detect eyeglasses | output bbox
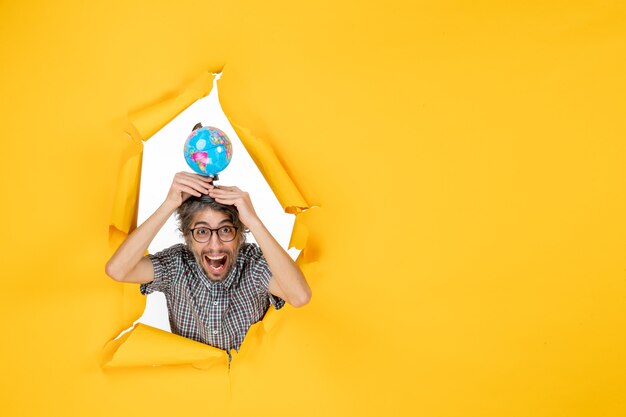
[189,226,238,243]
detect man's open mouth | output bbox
[204,254,227,272]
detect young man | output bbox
[105,172,311,351]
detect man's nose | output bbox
[206,231,223,248]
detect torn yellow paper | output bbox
[231,122,309,213]
[109,137,143,237]
[129,72,216,141]
[102,323,228,370]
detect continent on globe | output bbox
[191,151,210,173]
[183,126,232,176]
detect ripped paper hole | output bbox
[105,70,317,369]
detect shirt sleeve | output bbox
[140,244,186,295]
[244,244,285,310]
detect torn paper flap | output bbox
[102,323,228,370]
[231,122,308,213]
[128,72,215,141]
[109,140,143,238]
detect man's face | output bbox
[188,207,241,282]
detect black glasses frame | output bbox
[189,226,239,243]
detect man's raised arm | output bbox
[208,185,312,307]
[105,172,214,283]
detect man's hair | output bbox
[176,196,246,246]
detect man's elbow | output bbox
[289,289,312,308]
[105,262,127,282]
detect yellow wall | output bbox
[1,1,625,416]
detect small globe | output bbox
[183,126,233,176]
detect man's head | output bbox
[177,196,246,281]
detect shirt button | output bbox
[213,301,218,306]
[212,329,219,335]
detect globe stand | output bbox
[199,194,216,203]
[199,174,219,203]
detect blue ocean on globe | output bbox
[183,126,233,176]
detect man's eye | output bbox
[220,226,233,234]
[196,228,209,235]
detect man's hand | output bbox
[208,185,260,228]
[166,172,215,208]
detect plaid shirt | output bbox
[140,243,284,352]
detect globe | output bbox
[183,126,233,176]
